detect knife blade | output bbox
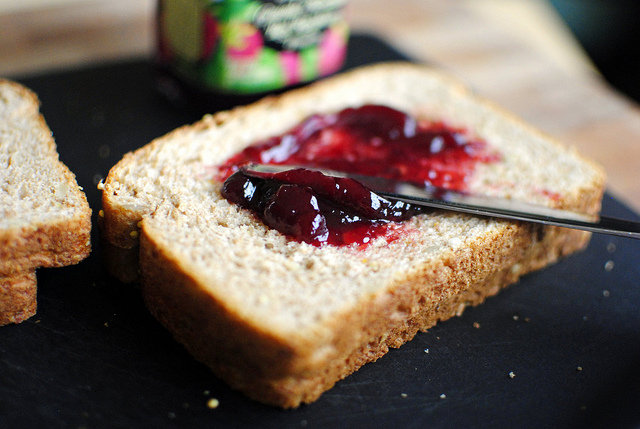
[240,164,640,240]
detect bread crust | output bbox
[0,214,91,275]
[0,271,37,326]
[101,62,605,406]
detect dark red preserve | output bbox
[223,167,428,246]
[219,105,499,246]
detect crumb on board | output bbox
[603,290,610,298]
[207,398,220,409]
[513,315,519,321]
[439,394,446,399]
[401,393,408,398]
[473,322,481,329]
[607,242,616,253]
[509,372,516,379]
[424,349,429,354]
[577,366,583,371]
[604,260,615,271]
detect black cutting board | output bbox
[2,35,640,429]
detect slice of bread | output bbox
[101,62,605,407]
[0,79,92,325]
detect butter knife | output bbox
[240,164,640,240]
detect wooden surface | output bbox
[1,0,639,211]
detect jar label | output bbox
[158,0,349,94]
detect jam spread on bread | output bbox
[219,105,498,246]
[223,167,427,246]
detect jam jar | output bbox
[156,0,350,108]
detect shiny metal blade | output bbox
[240,164,640,240]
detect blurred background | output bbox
[550,0,640,103]
[1,0,638,102]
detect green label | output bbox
[158,0,349,94]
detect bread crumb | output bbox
[424,349,429,354]
[129,230,139,239]
[473,322,480,329]
[401,393,408,398]
[607,242,616,253]
[439,394,446,399]
[576,366,583,371]
[103,322,109,327]
[510,263,522,274]
[513,315,519,321]
[604,260,614,271]
[97,181,105,190]
[509,372,515,379]
[207,398,220,409]
[137,220,143,229]
[603,290,610,298]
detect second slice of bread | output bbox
[1,79,92,325]
[101,63,605,407]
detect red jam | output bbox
[222,167,429,246]
[219,105,499,246]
